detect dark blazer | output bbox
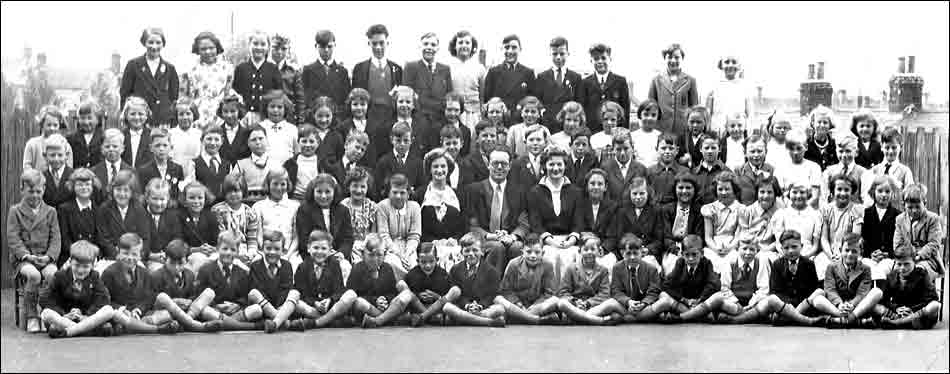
[180,209,219,249]
[57,199,98,266]
[804,136,839,171]
[248,259,294,305]
[136,160,185,201]
[578,72,630,132]
[565,154,598,187]
[534,67,582,134]
[337,118,380,168]
[68,130,103,169]
[373,152,425,198]
[220,126,251,165]
[43,167,73,208]
[352,59,403,93]
[295,202,355,261]
[315,129,345,164]
[347,261,398,303]
[463,179,529,239]
[612,204,667,259]
[405,114,440,158]
[95,199,151,259]
[508,155,542,189]
[861,205,899,258]
[404,60,452,116]
[734,162,775,205]
[405,265,452,295]
[676,133,704,169]
[301,59,351,117]
[233,60,283,114]
[120,55,179,124]
[483,62,534,121]
[145,208,183,258]
[662,256,720,303]
[458,149,490,187]
[448,260,501,307]
[578,198,620,253]
[660,202,705,249]
[599,157,648,201]
[275,62,306,124]
[196,260,252,305]
[294,257,346,305]
[122,127,153,168]
[39,268,110,315]
[647,162,691,205]
[101,262,154,313]
[692,160,732,205]
[880,267,938,311]
[420,203,467,243]
[527,182,584,236]
[610,259,662,306]
[149,266,198,300]
[192,155,232,200]
[855,139,883,169]
[770,256,820,306]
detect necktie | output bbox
[743,263,752,280]
[884,163,892,175]
[52,168,60,186]
[429,62,436,74]
[210,157,219,175]
[490,183,503,232]
[269,264,278,278]
[223,265,232,283]
[110,164,118,184]
[128,268,136,285]
[467,264,476,279]
[789,260,798,275]
[175,273,185,289]
[153,214,161,228]
[574,157,582,172]
[555,68,563,86]
[688,266,695,278]
[396,155,405,169]
[673,208,688,237]
[314,264,324,280]
[629,266,638,294]
[600,77,606,91]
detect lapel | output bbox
[107,202,125,228]
[137,56,165,93]
[16,204,44,231]
[418,60,433,88]
[499,63,521,96]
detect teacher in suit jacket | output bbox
[120,27,179,125]
[404,32,453,124]
[648,43,699,137]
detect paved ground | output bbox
[1,288,948,372]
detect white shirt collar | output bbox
[129,128,142,136]
[322,58,337,67]
[76,198,93,211]
[202,151,220,165]
[374,57,388,68]
[596,71,609,83]
[251,58,265,70]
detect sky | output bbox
[2,1,948,102]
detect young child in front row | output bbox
[248,230,300,333]
[229,125,282,204]
[861,175,899,285]
[9,169,61,333]
[555,236,616,325]
[286,230,359,330]
[148,239,223,332]
[252,168,301,268]
[143,178,182,271]
[714,235,771,324]
[596,234,664,323]
[41,241,117,338]
[348,233,416,328]
[41,134,74,208]
[194,231,266,331]
[441,233,507,327]
[653,235,725,323]
[894,183,945,279]
[805,233,882,328]
[494,235,562,325]
[402,243,452,327]
[816,175,863,279]
[701,172,742,273]
[101,233,181,334]
[872,245,942,330]
[95,170,150,272]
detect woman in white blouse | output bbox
[448,30,487,134]
[706,55,753,136]
[414,148,467,270]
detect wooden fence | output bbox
[1,109,41,288]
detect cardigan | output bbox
[67,129,103,169]
[22,136,74,172]
[556,262,611,307]
[232,60,282,114]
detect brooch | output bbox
[521,82,527,89]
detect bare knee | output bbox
[286,289,301,302]
[244,304,263,320]
[156,292,172,304]
[397,289,414,303]
[19,265,41,285]
[340,290,358,303]
[248,289,264,302]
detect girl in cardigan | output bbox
[23,105,74,171]
[211,175,261,268]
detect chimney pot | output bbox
[817,62,825,80]
[808,64,815,80]
[898,57,906,74]
[907,56,916,74]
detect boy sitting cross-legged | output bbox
[287,230,359,331]
[348,233,416,328]
[441,233,507,327]
[494,234,562,325]
[148,239,223,332]
[248,230,301,333]
[192,231,266,331]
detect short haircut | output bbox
[701,131,721,146]
[501,34,521,46]
[149,128,170,144]
[571,126,592,143]
[880,127,903,145]
[366,24,389,38]
[65,167,102,192]
[110,169,139,193]
[628,177,653,201]
[247,124,267,138]
[261,229,285,246]
[417,242,437,258]
[174,97,201,123]
[637,99,662,122]
[828,173,858,194]
[308,229,333,245]
[549,36,568,49]
[850,109,880,139]
[557,101,586,128]
[902,183,927,204]
[217,93,248,119]
[459,232,481,248]
[262,90,293,118]
[661,43,685,59]
[744,134,767,150]
[345,131,370,147]
[262,167,291,195]
[271,34,291,49]
[837,133,859,151]
[69,240,99,264]
[682,234,704,251]
[218,230,241,248]
[524,123,550,140]
[620,233,643,250]
[343,166,373,192]
[423,147,456,178]
[420,32,439,43]
[103,127,125,146]
[388,173,409,191]
[304,173,338,206]
[391,121,412,138]
[474,119,495,136]
[220,174,248,197]
[44,133,68,153]
[736,232,757,249]
[444,92,465,113]
[144,177,171,198]
[314,30,336,46]
[657,133,678,147]
[191,31,224,55]
[346,88,371,108]
[611,130,632,146]
[893,245,916,261]
[298,123,319,139]
[140,27,166,46]
[164,239,189,261]
[118,232,143,251]
[842,232,863,249]
[600,101,624,122]
[20,169,45,189]
[518,96,542,112]
[523,233,542,249]
[779,229,802,244]
[363,233,384,255]
[202,125,225,141]
[588,43,611,56]
[440,124,463,140]
[448,30,478,57]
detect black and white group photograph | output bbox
[0,1,948,372]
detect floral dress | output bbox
[183,58,234,129]
[341,197,378,263]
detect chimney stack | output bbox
[808,64,815,80]
[816,61,825,80]
[898,57,906,74]
[907,56,916,74]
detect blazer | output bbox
[647,162,691,205]
[275,62,306,124]
[508,155,543,189]
[136,160,185,201]
[301,59,351,116]
[676,133,704,169]
[565,154,598,188]
[463,179,529,239]
[855,139,883,169]
[120,55,179,124]
[663,256,720,303]
[578,198,620,253]
[404,60,453,116]
[612,204,666,258]
[692,160,732,205]
[482,62,534,120]
[448,260,501,307]
[648,72,699,136]
[337,118,380,168]
[373,152,426,197]
[352,59,403,94]
[40,268,110,315]
[861,205,898,257]
[458,149,490,187]
[57,199,97,265]
[295,202,355,261]
[68,130,104,169]
[42,167,74,208]
[405,265,452,295]
[499,256,557,305]
[610,259,662,306]
[95,199,151,259]
[734,162,776,205]
[180,209,219,249]
[599,157,648,201]
[122,127,153,168]
[527,182,585,237]
[402,113,440,158]
[7,202,61,264]
[220,126,251,165]
[192,155,232,199]
[294,257,346,305]
[197,260,252,305]
[145,209,184,258]
[149,266,198,300]
[578,72,630,132]
[556,262,611,306]
[660,202,705,245]
[232,60,283,114]
[770,256,820,305]
[894,210,946,276]
[347,261,399,303]
[101,262,154,313]
[248,258,294,305]
[534,67,582,133]
[282,154,334,196]
[880,267,938,311]
[823,261,873,306]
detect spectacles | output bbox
[490,161,510,168]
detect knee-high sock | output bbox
[371,294,411,326]
[112,312,160,333]
[559,300,605,325]
[67,308,115,336]
[156,295,204,331]
[443,303,495,326]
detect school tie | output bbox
[555,68,563,86]
[574,157,582,173]
[175,272,185,289]
[687,266,695,279]
[210,157,219,175]
[269,263,278,278]
[884,163,892,175]
[789,260,798,276]
[429,62,436,75]
[314,263,324,281]
[110,164,118,184]
[629,266,638,294]
[223,265,232,284]
[128,268,136,285]
[51,168,60,186]
[489,183,503,232]
[600,77,606,92]
[743,263,752,280]
[153,214,161,229]
[467,264,477,279]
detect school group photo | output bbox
[2,1,948,372]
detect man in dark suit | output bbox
[301,30,352,119]
[352,24,403,129]
[533,36,582,134]
[404,32,452,124]
[462,148,529,278]
[483,35,535,122]
[578,43,630,133]
[270,34,306,124]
